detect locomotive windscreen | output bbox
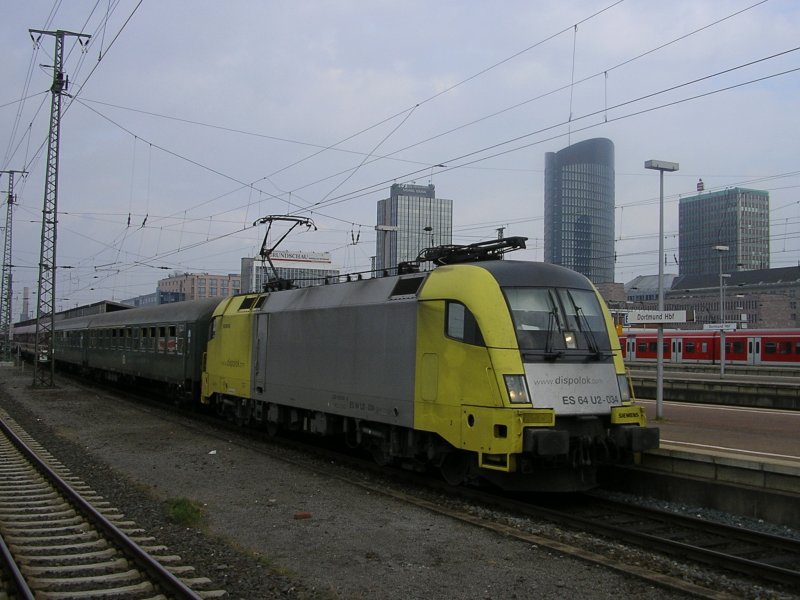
[504,287,612,356]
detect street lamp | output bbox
[714,244,729,376]
[645,159,679,420]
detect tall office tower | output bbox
[375,183,453,275]
[544,138,615,283]
[679,187,770,275]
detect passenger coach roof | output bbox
[79,297,221,328]
[474,260,593,289]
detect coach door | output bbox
[626,337,636,359]
[748,336,761,365]
[671,337,683,362]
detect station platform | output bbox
[603,398,800,528]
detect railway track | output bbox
[19,372,799,598]
[529,493,800,588]
[0,411,225,599]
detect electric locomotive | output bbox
[202,241,658,491]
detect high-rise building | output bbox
[678,187,769,275]
[544,138,615,283]
[375,183,453,275]
[241,251,340,292]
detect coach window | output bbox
[764,342,777,354]
[685,342,695,353]
[445,301,485,346]
[150,327,156,351]
[168,326,177,353]
[637,342,647,353]
[158,326,167,352]
[732,341,745,354]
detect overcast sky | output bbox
[1,1,799,312]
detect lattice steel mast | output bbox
[0,170,26,360]
[29,29,90,387]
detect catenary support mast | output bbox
[29,29,90,387]
[0,170,26,360]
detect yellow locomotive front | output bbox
[414,260,658,491]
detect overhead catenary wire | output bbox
[4,2,798,304]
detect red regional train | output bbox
[620,328,800,366]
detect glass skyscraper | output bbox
[679,187,770,275]
[375,183,453,275]
[544,138,615,284]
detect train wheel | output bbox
[440,452,470,486]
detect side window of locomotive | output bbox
[209,316,219,340]
[445,302,485,346]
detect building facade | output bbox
[621,266,800,329]
[241,251,340,293]
[158,272,241,301]
[544,138,615,283]
[375,183,453,275]
[679,187,770,275]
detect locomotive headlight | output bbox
[563,331,577,349]
[617,374,631,402]
[505,375,531,404]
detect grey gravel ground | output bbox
[0,365,795,600]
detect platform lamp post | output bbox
[714,245,730,376]
[645,160,679,420]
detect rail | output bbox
[0,413,215,599]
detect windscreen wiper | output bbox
[542,309,563,360]
[574,304,610,359]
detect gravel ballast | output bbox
[0,365,791,599]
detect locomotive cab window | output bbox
[504,286,611,356]
[209,316,220,340]
[445,302,485,346]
